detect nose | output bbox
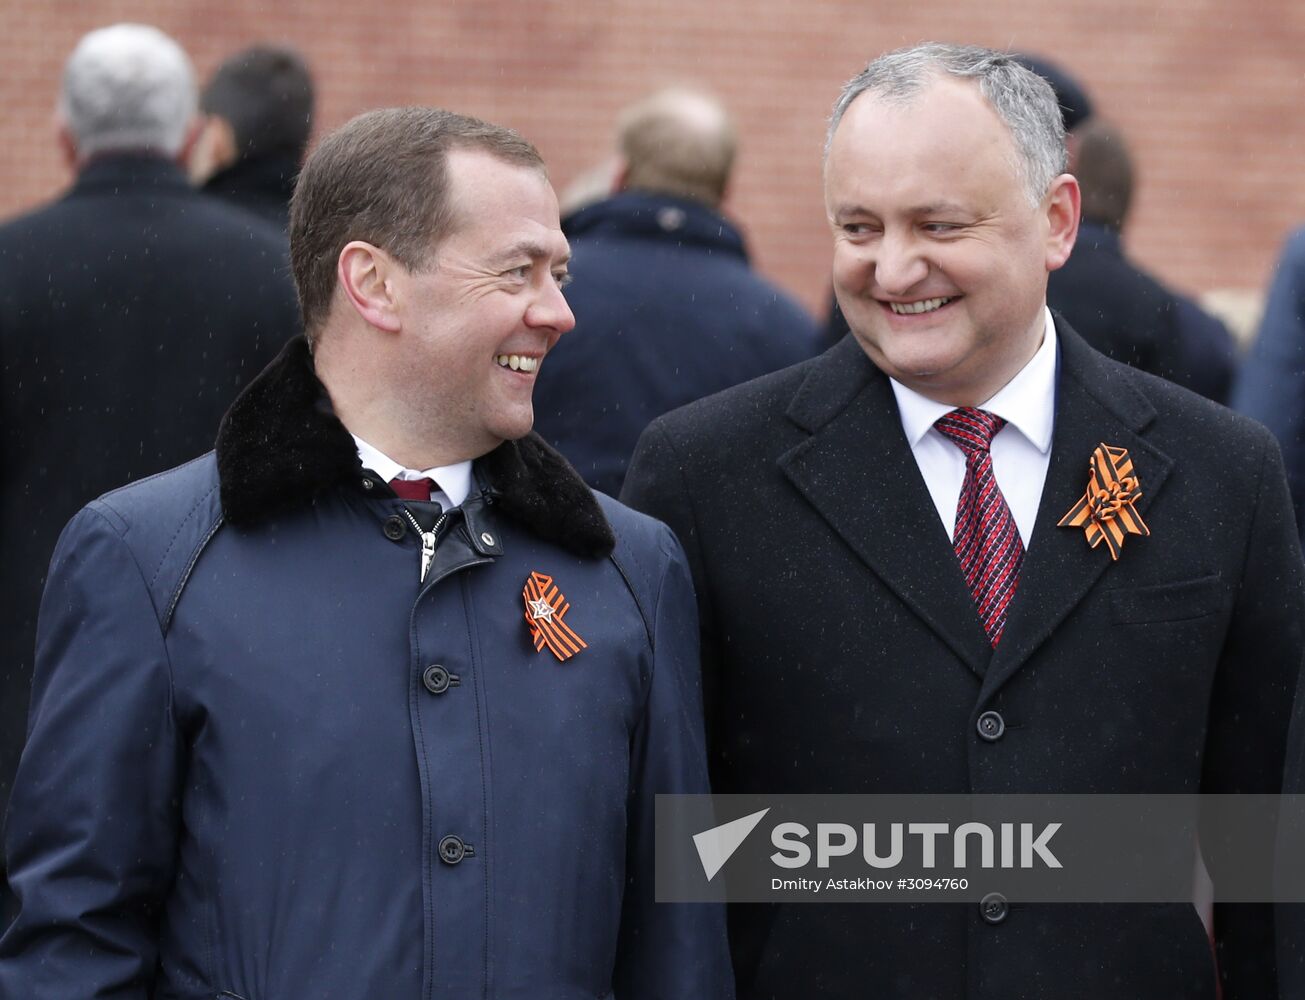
[873,230,929,297]
[526,279,575,335]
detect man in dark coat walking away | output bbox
[190,44,315,233]
[532,87,818,497]
[624,43,1303,999]
[0,105,732,1000]
[1047,118,1237,403]
[0,23,298,925]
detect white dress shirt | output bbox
[889,307,1058,547]
[352,435,472,512]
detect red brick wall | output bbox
[5,2,1305,317]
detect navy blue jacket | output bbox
[533,192,818,497]
[1234,226,1305,541]
[0,338,732,1000]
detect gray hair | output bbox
[826,43,1067,205]
[59,24,197,160]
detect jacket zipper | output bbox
[400,506,448,584]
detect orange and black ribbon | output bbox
[1057,443,1150,560]
[522,571,588,662]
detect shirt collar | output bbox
[890,305,1058,454]
[352,435,473,507]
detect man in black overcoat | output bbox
[624,42,1304,999]
[0,23,298,922]
[191,44,315,234]
[1047,118,1237,403]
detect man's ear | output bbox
[610,158,631,195]
[54,111,78,172]
[173,117,207,173]
[338,241,404,333]
[1043,173,1081,272]
[186,116,236,183]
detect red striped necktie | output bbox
[934,408,1024,646]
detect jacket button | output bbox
[976,710,1005,742]
[980,892,1009,924]
[383,515,406,541]
[423,664,451,695]
[438,835,466,865]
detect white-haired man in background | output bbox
[0,23,299,924]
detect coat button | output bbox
[976,710,1005,742]
[438,835,466,865]
[383,514,406,541]
[980,892,1009,924]
[423,664,451,695]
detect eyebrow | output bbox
[491,240,571,266]
[832,201,972,219]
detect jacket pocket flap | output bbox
[1109,574,1224,624]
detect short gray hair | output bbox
[826,43,1067,205]
[59,24,197,160]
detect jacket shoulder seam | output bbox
[607,547,657,652]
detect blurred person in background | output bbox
[1047,118,1237,403]
[1233,228,1305,540]
[532,87,819,497]
[0,22,298,925]
[189,43,315,233]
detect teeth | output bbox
[889,296,954,315]
[495,354,539,373]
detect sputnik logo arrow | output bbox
[692,808,771,881]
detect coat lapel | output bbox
[779,338,993,677]
[979,323,1174,702]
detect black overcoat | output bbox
[0,154,299,892]
[623,321,1305,999]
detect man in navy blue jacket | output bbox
[0,106,732,1000]
[532,88,819,497]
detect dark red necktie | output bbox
[934,408,1024,646]
[388,477,434,502]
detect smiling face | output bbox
[390,149,575,461]
[824,75,1077,406]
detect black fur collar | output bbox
[216,336,615,559]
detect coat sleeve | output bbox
[621,420,724,745]
[0,506,184,999]
[1279,652,1305,1000]
[1201,432,1305,999]
[611,526,734,1000]
[1232,227,1305,539]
